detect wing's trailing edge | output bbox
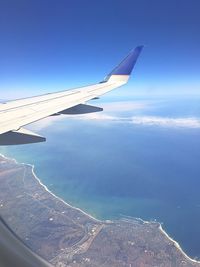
[0,46,144,145]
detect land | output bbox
[0,155,199,267]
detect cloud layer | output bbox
[131,116,200,128]
[29,101,200,131]
[31,113,200,131]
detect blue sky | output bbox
[0,0,200,98]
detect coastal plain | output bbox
[0,155,199,267]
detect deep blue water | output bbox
[1,96,200,259]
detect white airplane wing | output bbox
[0,46,143,145]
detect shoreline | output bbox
[0,152,200,264]
[0,153,100,223]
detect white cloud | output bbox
[78,114,200,128]
[28,101,200,131]
[30,113,200,131]
[131,116,200,128]
[29,115,66,131]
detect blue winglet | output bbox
[107,46,144,77]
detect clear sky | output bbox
[0,0,200,98]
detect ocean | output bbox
[1,96,200,259]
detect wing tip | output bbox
[103,45,144,83]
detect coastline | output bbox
[0,152,200,264]
[0,153,100,223]
[158,225,200,264]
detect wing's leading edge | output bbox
[0,46,144,145]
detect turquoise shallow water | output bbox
[1,96,200,259]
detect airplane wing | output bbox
[0,46,143,145]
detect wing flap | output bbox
[0,128,46,145]
[59,104,103,115]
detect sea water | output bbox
[1,96,200,259]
